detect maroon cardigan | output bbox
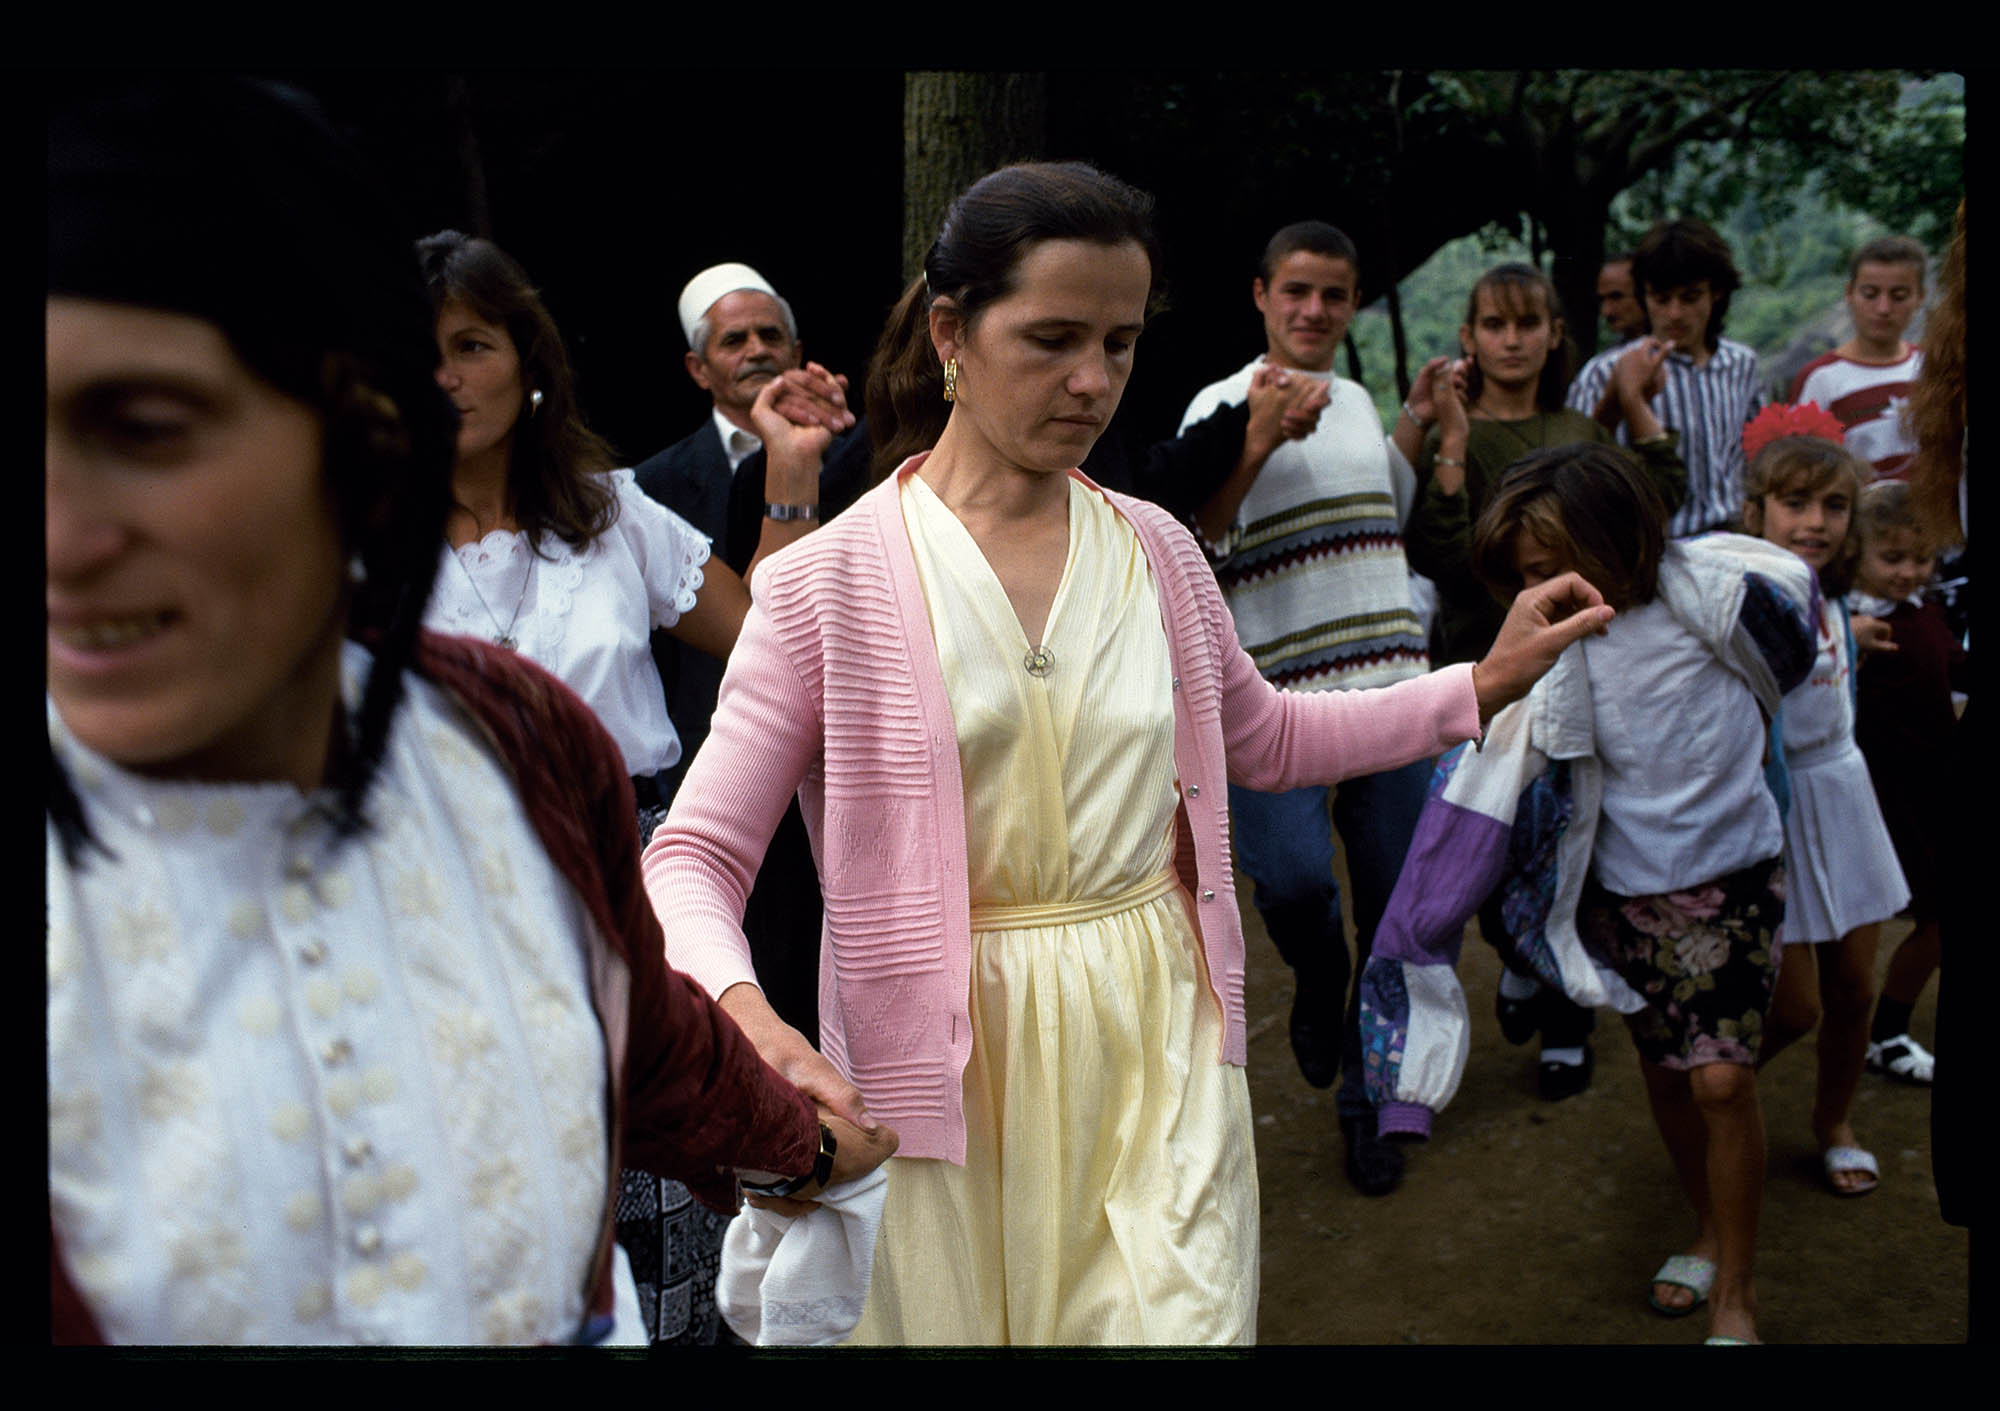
[49,633,819,1344]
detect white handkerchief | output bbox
[717,1166,889,1346]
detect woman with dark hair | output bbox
[645,160,1611,1344]
[418,231,848,829]
[46,78,892,1347]
[414,233,855,1343]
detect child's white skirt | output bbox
[1780,737,1911,942]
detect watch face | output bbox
[813,1121,837,1187]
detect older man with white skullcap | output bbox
[632,261,866,1159]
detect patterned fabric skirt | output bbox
[1577,856,1786,1070]
[614,1171,732,1345]
[618,794,732,1346]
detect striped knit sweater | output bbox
[1179,361,1429,692]
[642,457,1482,1164]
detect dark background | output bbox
[268,70,1368,469]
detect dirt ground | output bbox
[1240,871,1971,1345]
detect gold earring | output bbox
[943,357,958,403]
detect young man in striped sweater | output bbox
[1568,218,1766,538]
[1179,220,1434,1197]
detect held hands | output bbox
[762,361,854,434]
[719,981,899,1214]
[1247,364,1332,456]
[751,363,852,505]
[1614,337,1670,404]
[751,1106,901,1217]
[1469,571,1616,722]
[1279,372,1331,441]
[1434,356,1472,442]
[1406,355,1453,427]
[751,359,852,451]
[1424,357,1472,496]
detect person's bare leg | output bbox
[1815,924,1881,1192]
[1687,1060,1764,1343]
[1637,1050,1716,1314]
[1757,938,1818,1069]
[1879,918,1940,1010]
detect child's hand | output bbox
[1851,614,1899,655]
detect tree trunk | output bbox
[901,72,1047,284]
[1545,199,1611,364]
[1382,72,1411,401]
[446,74,491,239]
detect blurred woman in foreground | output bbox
[46,77,890,1346]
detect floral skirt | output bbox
[1577,856,1785,1070]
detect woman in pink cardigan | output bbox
[643,162,1612,1345]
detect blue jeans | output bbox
[1229,756,1434,1113]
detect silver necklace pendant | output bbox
[1023,644,1055,678]
[495,633,518,651]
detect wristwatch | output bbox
[765,502,819,522]
[740,1121,837,1199]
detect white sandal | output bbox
[1866,1033,1936,1086]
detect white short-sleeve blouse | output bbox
[425,469,709,777]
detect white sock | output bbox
[1499,969,1541,1001]
[1541,1045,1587,1067]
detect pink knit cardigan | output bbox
[642,459,1481,1164]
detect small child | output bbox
[1739,409,1911,1197]
[1849,478,1967,1085]
[1359,444,1817,1344]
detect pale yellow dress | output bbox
[846,475,1258,1346]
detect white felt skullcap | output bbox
[679,263,778,347]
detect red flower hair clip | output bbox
[1742,401,1846,462]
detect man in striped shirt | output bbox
[1568,219,1766,537]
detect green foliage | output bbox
[1339,71,1963,421]
[1613,73,1963,258]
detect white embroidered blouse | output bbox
[425,468,710,777]
[46,644,644,1345]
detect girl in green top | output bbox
[1398,262,1686,667]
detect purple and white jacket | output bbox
[1360,533,1819,1137]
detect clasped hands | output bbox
[1246,362,1333,453]
[721,981,899,1216]
[749,363,855,503]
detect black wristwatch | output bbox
[741,1121,837,1198]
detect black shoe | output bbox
[1495,982,1542,1046]
[1289,973,1344,1089]
[1537,1042,1594,1101]
[1340,1111,1405,1197]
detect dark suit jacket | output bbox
[632,416,869,1039]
